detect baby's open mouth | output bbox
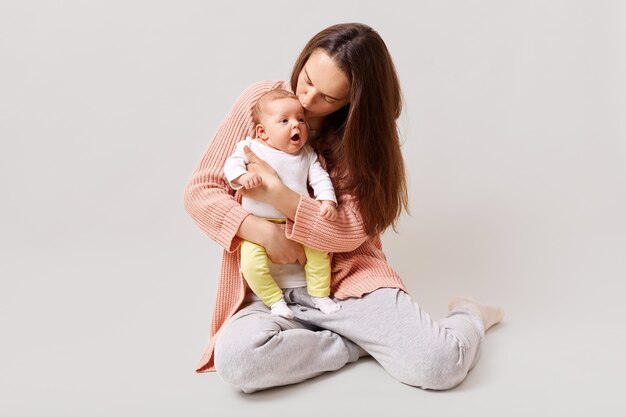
[290,133,300,142]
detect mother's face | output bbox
[295,49,350,121]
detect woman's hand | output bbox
[263,222,307,265]
[241,146,281,203]
[240,145,301,221]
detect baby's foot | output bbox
[448,296,504,331]
[312,296,341,314]
[270,298,294,319]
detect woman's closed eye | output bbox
[305,70,341,103]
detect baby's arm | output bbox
[224,139,263,190]
[307,148,338,221]
[232,172,262,189]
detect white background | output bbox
[1,1,625,416]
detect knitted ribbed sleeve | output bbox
[185,80,406,373]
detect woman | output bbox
[184,23,504,393]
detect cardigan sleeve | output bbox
[285,190,369,253]
[184,80,287,252]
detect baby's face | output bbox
[258,98,309,154]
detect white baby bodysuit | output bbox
[224,136,337,219]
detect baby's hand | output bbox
[235,172,262,189]
[319,200,338,221]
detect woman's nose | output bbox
[300,89,316,108]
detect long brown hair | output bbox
[291,23,408,236]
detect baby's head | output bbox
[253,89,309,154]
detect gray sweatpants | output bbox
[213,287,485,393]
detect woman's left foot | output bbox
[448,296,504,331]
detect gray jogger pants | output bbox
[213,287,485,393]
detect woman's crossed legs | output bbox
[214,287,498,393]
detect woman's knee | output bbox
[388,342,468,390]
[213,326,280,393]
[213,333,249,390]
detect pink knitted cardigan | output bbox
[184,80,406,372]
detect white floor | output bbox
[2,210,624,417]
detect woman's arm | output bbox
[285,192,369,253]
[242,147,370,253]
[184,80,289,252]
[237,215,306,264]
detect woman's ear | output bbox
[255,124,267,139]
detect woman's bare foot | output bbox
[448,296,504,331]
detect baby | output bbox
[224,89,340,319]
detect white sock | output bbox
[312,296,341,314]
[270,298,294,319]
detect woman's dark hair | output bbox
[291,23,408,236]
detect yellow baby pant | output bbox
[240,240,331,307]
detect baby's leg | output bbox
[240,240,293,319]
[303,246,340,314]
